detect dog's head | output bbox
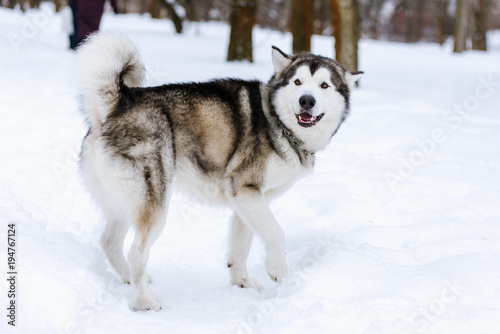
[268,46,362,152]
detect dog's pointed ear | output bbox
[272,46,292,74]
[345,71,363,89]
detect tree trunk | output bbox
[454,0,470,53]
[164,1,183,33]
[412,0,425,42]
[403,0,414,42]
[117,0,128,14]
[363,0,385,39]
[291,0,314,53]
[436,0,450,45]
[179,0,196,21]
[330,0,360,73]
[139,0,149,14]
[150,0,161,19]
[28,0,41,8]
[227,0,256,62]
[471,0,489,50]
[15,0,26,11]
[314,0,330,35]
[53,0,62,12]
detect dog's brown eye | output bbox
[320,82,329,89]
[294,79,301,86]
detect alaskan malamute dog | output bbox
[76,34,362,311]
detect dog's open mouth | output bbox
[296,112,324,128]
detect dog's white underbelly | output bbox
[172,151,312,206]
[173,158,230,206]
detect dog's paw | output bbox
[232,277,263,291]
[266,252,288,283]
[131,292,162,312]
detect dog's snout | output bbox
[299,95,316,110]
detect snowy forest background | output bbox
[2,0,500,62]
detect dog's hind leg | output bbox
[127,194,169,311]
[81,133,133,284]
[100,212,131,284]
[227,214,262,291]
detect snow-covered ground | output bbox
[1,4,500,334]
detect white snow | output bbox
[1,5,500,334]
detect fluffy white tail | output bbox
[75,33,145,130]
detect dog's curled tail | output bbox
[75,33,145,130]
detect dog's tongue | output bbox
[300,112,314,121]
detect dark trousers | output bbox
[69,0,82,49]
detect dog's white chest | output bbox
[262,151,313,199]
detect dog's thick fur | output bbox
[76,33,362,311]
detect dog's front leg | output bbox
[229,188,288,283]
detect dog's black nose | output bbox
[299,95,316,110]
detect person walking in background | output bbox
[69,0,119,49]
